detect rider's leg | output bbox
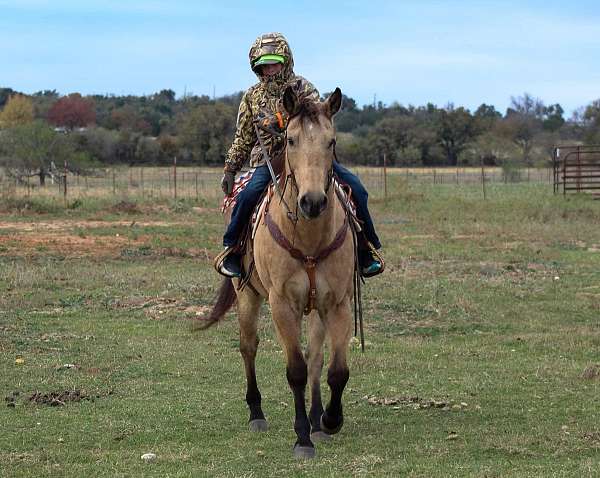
[332,162,383,277]
[220,165,271,277]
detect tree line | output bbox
[1,86,599,185]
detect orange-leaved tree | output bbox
[47,93,96,130]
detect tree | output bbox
[0,121,78,185]
[465,131,519,169]
[542,103,565,132]
[583,99,600,143]
[368,115,414,166]
[436,106,478,166]
[0,95,34,128]
[47,93,96,130]
[178,102,236,165]
[31,89,60,120]
[474,103,501,133]
[109,105,151,134]
[135,137,160,164]
[498,113,540,166]
[0,88,19,108]
[509,93,545,118]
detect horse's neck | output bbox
[271,168,340,255]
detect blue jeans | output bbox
[223,163,381,250]
[333,162,381,249]
[223,165,272,248]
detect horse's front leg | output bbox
[321,296,352,435]
[306,312,330,442]
[237,289,267,431]
[270,291,315,459]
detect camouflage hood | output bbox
[249,32,294,96]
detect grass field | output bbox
[1,175,599,477]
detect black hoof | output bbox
[293,444,316,459]
[320,413,343,435]
[248,419,269,432]
[310,430,332,442]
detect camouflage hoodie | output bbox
[224,32,319,173]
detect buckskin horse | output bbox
[198,87,354,459]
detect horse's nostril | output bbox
[300,193,327,218]
[300,195,310,211]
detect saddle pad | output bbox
[251,191,270,240]
[221,168,256,213]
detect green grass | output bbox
[1,182,599,477]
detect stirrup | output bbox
[214,247,241,278]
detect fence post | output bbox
[63,160,68,205]
[481,159,486,200]
[140,167,144,197]
[112,169,116,196]
[383,153,388,203]
[195,172,199,200]
[173,156,177,199]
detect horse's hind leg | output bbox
[321,297,352,435]
[237,289,267,432]
[306,313,330,442]
[270,292,315,458]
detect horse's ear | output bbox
[326,87,342,117]
[283,86,299,116]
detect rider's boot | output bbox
[218,248,242,278]
[358,248,383,278]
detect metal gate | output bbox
[553,145,600,197]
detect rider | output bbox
[219,32,382,278]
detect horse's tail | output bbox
[193,278,237,330]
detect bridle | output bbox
[255,119,336,224]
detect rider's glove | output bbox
[221,170,236,196]
[256,111,286,133]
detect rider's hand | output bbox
[221,171,236,195]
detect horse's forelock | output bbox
[290,97,328,130]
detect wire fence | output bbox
[0,165,554,203]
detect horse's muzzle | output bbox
[299,192,328,219]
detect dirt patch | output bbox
[0,218,204,257]
[582,431,600,444]
[0,231,145,257]
[0,219,188,231]
[362,394,470,411]
[7,389,108,407]
[110,296,211,320]
[111,200,141,214]
[26,389,111,406]
[581,364,600,380]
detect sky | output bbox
[1,0,599,115]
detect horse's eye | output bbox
[288,137,295,146]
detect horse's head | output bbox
[283,85,342,219]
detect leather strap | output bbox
[264,209,348,315]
